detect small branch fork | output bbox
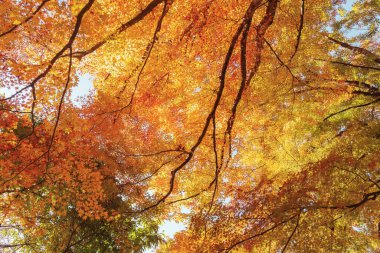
[113,0,170,117]
[281,210,301,253]
[222,213,299,252]
[64,0,166,59]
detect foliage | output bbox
[0,0,379,252]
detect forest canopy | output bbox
[0,0,379,252]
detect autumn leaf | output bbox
[0,0,379,252]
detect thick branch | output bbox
[328,37,380,64]
[219,0,278,173]
[247,0,279,84]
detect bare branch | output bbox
[114,0,170,117]
[281,211,301,253]
[264,38,301,82]
[222,214,298,252]
[304,190,380,211]
[118,148,190,158]
[315,58,380,71]
[46,46,73,165]
[288,0,305,62]
[67,0,165,59]
[323,98,380,121]
[328,37,380,64]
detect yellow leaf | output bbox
[12,20,21,25]
[71,3,84,16]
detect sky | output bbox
[71,73,94,107]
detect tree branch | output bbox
[328,37,380,64]
[0,0,51,38]
[288,0,305,62]
[281,211,301,253]
[222,214,298,252]
[67,0,165,59]
[323,98,380,121]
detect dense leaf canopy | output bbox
[0,0,379,252]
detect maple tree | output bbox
[0,0,379,252]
